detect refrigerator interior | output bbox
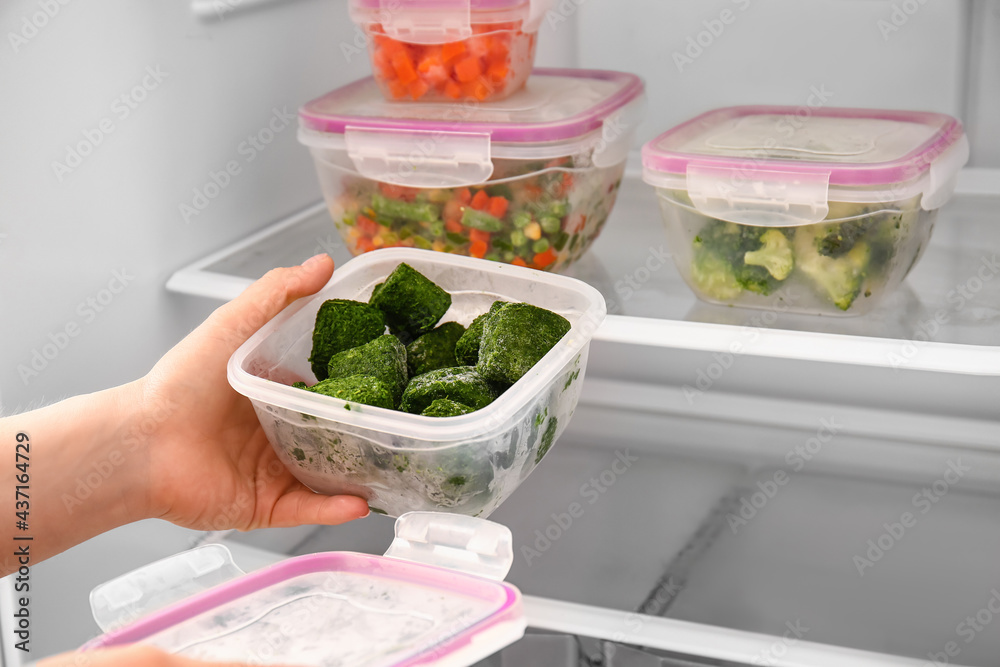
[2,0,1000,663]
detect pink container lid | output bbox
[299,68,645,144]
[642,105,966,187]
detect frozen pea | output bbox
[512,211,532,229]
[532,238,550,254]
[539,216,561,234]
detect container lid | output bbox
[84,513,525,667]
[642,106,969,225]
[298,69,646,187]
[349,0,556,43]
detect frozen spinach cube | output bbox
[326,334,408,405]
[477,303,571,385]
[399,367,498,414]
[304,375,395,410]
[369,263,451,342]
[454,301,505,366]
[406,322,466,377]
[309,299,386,381]
[420,398,475,418]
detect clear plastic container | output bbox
[642,106,969,316]
[298,69,645,273]
[348,0,555,102]
[227,248,607,518]
[85,513,527,667]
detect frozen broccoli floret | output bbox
[309,299,386,380]
[399,367,498,414]
[691,220,790,297]
[406,322,466,377]
[420,398,475,418]
[815,218,876,257]
[304,375,395,410]
[477,302,571,385]
[794,224,871,310]
[744,229,794,280]
[454,301,505,366]
[369,263,451,342]
[326,334,408,405]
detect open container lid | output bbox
[84,513,525,667]
[298,68,646,187]
[641,105,969,226]
[349,0,556,42]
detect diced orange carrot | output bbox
[469,228,491,244]
[453,56,483,83]
[445,219,465,234]
[443,200,464,224]
[409,79,430,99]
[470,189,490,211]
[486,63,508,85]
[443,81,463,99]
[470,240,488,258]
[468,36,491,58]
[488,38,510,63]
[379,183,418,202]
[457,188,472,204]
[357,237,376,253]
[464,80,491,101]
[441,41,467,62]
[391,50,417,84]
[511,256,529,267]
[533,249,557,269]
[387,80,408,99]
[356,214,379,236]
[487,196,508,219]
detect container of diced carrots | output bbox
[298,69,646,272]
[349,0,554,102]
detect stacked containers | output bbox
[642,106,969,316]
[299,69,645,272]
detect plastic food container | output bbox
[349,0,555,102]
[642,106,969,316]
[227,248,606,518]
[298,69,645,273]
[85,513,527,666]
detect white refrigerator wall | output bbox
[1,0,1000,660]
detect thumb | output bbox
[210,254,335,352]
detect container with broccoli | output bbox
[230,250,606,517]
[642,105,968,316]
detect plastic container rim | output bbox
[227,248,607,444]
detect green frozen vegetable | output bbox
[795,224,871,310]
[454,301,505,366]
[304,375,395,410]
[744,228,794,281]
[371,193,440,223]
[406,322,466,377]
[691,220,789,298]
[461,208,504,232]
[399,367,498,415]
[371,282,384,300]
[309,299,386,380]
[477,302,571,385]
[815,218,877,257]
[369,262,452,342]
[420,398,475,418]
[326,334,408,405]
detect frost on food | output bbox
[406,321,466,377]
[399,367,498,415]
[302,375,395,410]
[477,302,571,385]
[326,334,408,405]
[309,299,386,380]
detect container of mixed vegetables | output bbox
[227,248,606,518]
[298,69,645,273]
[642,106,969,316]
[348,0,555,102]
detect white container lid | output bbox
[349,0,556,43]
[298,69,646,187]
[642,106,970,226]
[84,513,525,667]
